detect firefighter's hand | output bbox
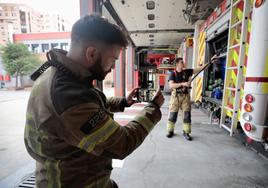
[211,54,219,63]
[126,87,139,106]
[151,88,165,108]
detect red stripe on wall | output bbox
[13,32,70,41]
[246,77,268,82]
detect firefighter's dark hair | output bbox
[71,14,128,47]
[174,57,184,64]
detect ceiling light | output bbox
[148,23,155,28]
[146,1,155,10]
[148,14,155,20]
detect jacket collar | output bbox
[47,49,93,81]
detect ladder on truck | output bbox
[220,0,252,136]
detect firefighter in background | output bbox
[166,56,218,140]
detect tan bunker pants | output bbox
[167,92,191,133]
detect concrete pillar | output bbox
[126,46,135,92]
[114,50,126,97]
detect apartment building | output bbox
[0,3,71,44]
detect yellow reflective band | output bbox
[133,115,154,133]
[183,123,191,133]
[167,121,175,132]
[45,160,61,188]
[78,118,119,153]
[25,116,48,158]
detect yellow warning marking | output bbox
[263,50,268,94]
[264,48,268,77]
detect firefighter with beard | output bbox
[24,15,164,188]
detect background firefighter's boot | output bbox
[182,123,192,141]
[166,131,174,138]
[183,131,192,141]
[166,121,175,138]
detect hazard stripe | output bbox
[237,1,244,21]
[197,84,202,93]
[199,46,204,56]
[199,56,204,65]
[231,59,237,67]
[196,77,203,101]
[197,85,202,93]
[197,83,201,90]
[200,49,204,60]
[197,77,202,85]
[198,32,205,66]
[199,33,205,48]
[197,89,202,99]
[196,31,205,101]
[233,49,239,66]
[200,45,205,58]
[200,32,205,43]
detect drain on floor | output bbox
[15,174,35,188]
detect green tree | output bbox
[1,43,41,88]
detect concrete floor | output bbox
[0,91,34,185]
[0,90,267,188]
[111,96,268,188]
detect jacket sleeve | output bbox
[106,97,126,112]
[58,101,161,159]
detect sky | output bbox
[0,0,80,24]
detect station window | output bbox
[60,43,69,51]
[31,44,39,53]
[41,43,49,53]
[51,43,59,49]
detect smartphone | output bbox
[136,88,156,102]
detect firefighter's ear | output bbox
[85,46,98,62]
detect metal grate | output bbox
[15,174,35,188]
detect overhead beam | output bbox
[129,29,195,34]
[103,0,136,47]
